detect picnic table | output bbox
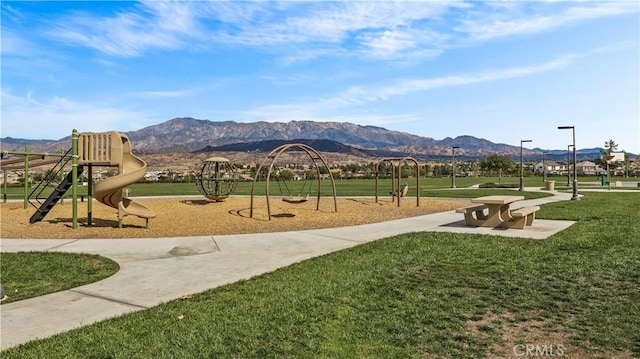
[470,195,524,227]
[457,194,540,229]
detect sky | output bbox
[1,1,639,153]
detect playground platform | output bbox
[0,189,576,350]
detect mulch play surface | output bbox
[1,196,469,239]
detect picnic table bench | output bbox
[456,204,488,226]
[502,205,540,229]
[456,195,540,229]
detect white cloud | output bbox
[357,27,447,61]
[329,53,582,106]
[1,3,26,24]
[47,2,202,56]
[129,88,199,99]
[1,90,152,139]
[211,1,458,60]
[41,1,459,60]
[0,29,38,56]
[460,2,638,41]
[37,1,637,64]
[233,52,584,130]
[359,29,416,58]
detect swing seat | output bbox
[282,194,309,204]
[391,184,409,198]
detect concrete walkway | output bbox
[1,189,575,350]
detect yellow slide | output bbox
[94,132,156,225]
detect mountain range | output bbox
[1,117,608,161]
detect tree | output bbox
[622,152,632,178]
[276,169,294,181]
[431,164,448,177]
[469,160,481,177]
[604,139,619,155]
[596,139,622,173]
[479,154,515,184]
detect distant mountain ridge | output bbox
[196,138,399,157]
[126,117,439,153]
[0,117,619,160]
[123,117,544,158]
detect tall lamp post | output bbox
[566,145,573,186]
[603,155,614,191]
[558,126,579,200]
[542,151,547,182]
[519,139,532,191]
[451,146,460,188]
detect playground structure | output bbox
[1,149,68,206]
[375,157,421,207]
[195,157,238,201]
[0,130,155,229]
[249,143,338,220]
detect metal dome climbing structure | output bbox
[195,157,238,201]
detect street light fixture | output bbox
[558,126,579,200]
[451,146,460,188]
[519,139,532,191]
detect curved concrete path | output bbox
[1,189,575,350]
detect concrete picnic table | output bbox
[470,195,525,227]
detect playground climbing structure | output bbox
[2,129,155,229]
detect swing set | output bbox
[374,157,421,207]
[249,143,338,220]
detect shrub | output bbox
[479,182,518,188]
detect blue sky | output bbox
[2,1,639,153]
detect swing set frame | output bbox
[249,143,338,220]
[374,157,421,207]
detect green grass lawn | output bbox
[0,252,119,304]
[2,191,638,358]
[5,175,636,201]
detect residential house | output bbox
[292,172,307,181]
[576,161,605,175]
[534,161,567,175]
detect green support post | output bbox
[23,145,29,209]
[87,164,93,226]
[72,129,79,229]
[2,170,7,203]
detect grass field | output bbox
[2,191,638,358]
[4,175,636,201]
[1,253,118,304]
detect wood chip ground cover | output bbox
[1,197,468,239]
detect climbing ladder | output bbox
[28,148,82,223]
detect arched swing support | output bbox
[249,143,338,220]
[374,157,421,207]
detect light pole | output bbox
[558,126,579,200]
[542,151,547,182]
[451,146,460,188]
[602,155,615,191]
[566,145,573,186]
[519,139,532,191]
